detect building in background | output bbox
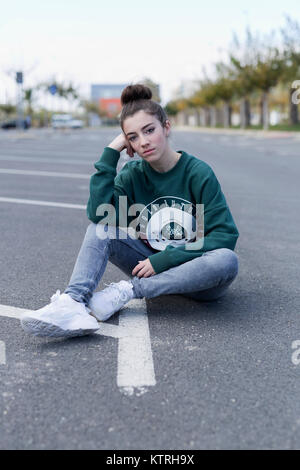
[90,83,127,125]
[89,80,161,126]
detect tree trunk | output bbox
[240,98,251,128]
[223,103,232,128]
[194,108,201,126]
[44,110,48,128]
[210,106,217,127]
[262,91,269,130]
[184,111,189,126]
[199,108,205,126]
[216,108,223,126]
[204,107,210,126]
[289,87,299,125]
[259,99,263,126]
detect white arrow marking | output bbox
[0,299,156,395]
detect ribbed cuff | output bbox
[148,251,171,275]
[96,147,120,169]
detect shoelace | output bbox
[104,282,130,306]
[49,290,91,314]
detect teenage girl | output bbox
[21,84,239,338]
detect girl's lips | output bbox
[143,149,155,155]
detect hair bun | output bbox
[121,84,152,106]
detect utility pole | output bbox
[16,71,24,131]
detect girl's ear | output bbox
[164,120,171,137]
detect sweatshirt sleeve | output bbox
[148,167,239,275]
[86,147,133,225]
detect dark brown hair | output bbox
[120,83,168,131]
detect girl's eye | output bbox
[129,127,154,142]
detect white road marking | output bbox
[0,300,156,395]
[0,148,94,158]
[0,197,85,210]
[0,304,26,319]
[0,169,89,179]
[117,299,156,396]
[0,341,6,365]
[0,155,91,166]
[95,323,122,338]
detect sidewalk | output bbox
[173,125,300,139]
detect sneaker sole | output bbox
[21,317,99,338]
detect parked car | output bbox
[51,114,84,129]
[68,119,84,129]
[1,118,30,130]
[51,114,71,129]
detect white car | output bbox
[51,114,84,129]
[68,119,84,129]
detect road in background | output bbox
[0,127,299,450]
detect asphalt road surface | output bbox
[0,127,299,450]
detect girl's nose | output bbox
[141,136,149,146]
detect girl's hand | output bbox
[107,133,135,158]
[132,259,156,278]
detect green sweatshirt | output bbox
[87,147,239,275]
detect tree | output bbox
[140,77,161,102]
[38,80,79,112]
[197,80,221,126]
[164,100,180,116]
[229,27,285,130]
[23,88,35,117]
[0,103,16,119]
[280,15,300,124]
[228,29,259,128]
[57,82,79,102]
[188,88,207,126]
[213,62,238,127]
[81,100,106,117]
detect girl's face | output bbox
[123,110,170,162]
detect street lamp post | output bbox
[16,71,24,131]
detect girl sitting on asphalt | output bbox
[21,83,239,338]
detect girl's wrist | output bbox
[107,144,121,152]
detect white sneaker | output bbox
[20,290,100,338]
[89,280,135,322]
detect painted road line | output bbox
[0,197,85,210]
[0,300,156,395]
[0,169,90,179]
[0,148,95,158]
[0,156,92,166]
[0,304,27,319]
[0,341,6,365]
[117,299,156,396]
[95,323,122,339]
[94,298,157,395]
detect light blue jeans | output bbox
[65,222,239,306]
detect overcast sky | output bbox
[1,0,300,106]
